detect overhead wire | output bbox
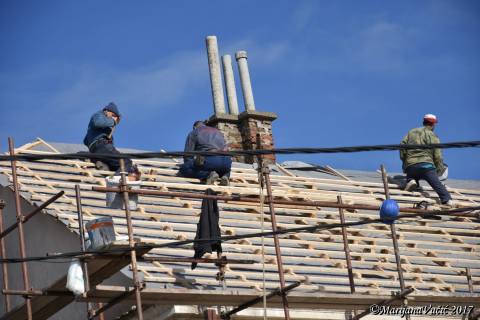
[1,141,479,162]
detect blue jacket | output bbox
[183,125,228,162]
[83,110,116,149]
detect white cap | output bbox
[424,114,438,123]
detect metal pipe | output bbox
[2,289,74,296]
[352,288,414,320]
[75,185,92,314]
[337,196,357,317]
[88,284,144,320]
[0,190,65,240]
[204,309,217,320]
[466,267,474,293]
[221,55,239,115]
[98,302,105,320]
[55,254,254,264]
[119,159,143,320]
[8,137,32,320]
[206,36,226,115]
[91,186,477,216]
[257,134,290,320]
[381,164,409,320]
[221,282,300,319]
[0,200,11,312]
[235,51,256,111]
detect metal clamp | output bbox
[17,215,25,223]
[22,288,35,299]
[215,256,228,269]
[215,271,226,282]
[119,185,130,193]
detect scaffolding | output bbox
[1,136,479,320]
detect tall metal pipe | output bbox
[381,164,409,320]
[119,159,143,320]
[0,200,10,312]
[235,51,256,111]
[256,134,290,320]
[75,185,92,315]
[337,196,357,316]
[221,55,239,115]
[8,137,32,320]
[206,36,226,115]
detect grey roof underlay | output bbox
[1,140,479,298]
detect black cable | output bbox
[0,141,478,162]
[0,206,478,264]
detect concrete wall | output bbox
[0,186,133,319]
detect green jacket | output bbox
[400,126,443,173]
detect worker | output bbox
[400,114,456,207]
[83,102,133,173]
[178,121,232,185]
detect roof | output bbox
[1,138,479,308]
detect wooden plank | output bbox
[77,285,480,308]
[0,241,153,320]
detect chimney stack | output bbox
[204,36,277,164]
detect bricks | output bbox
[208,115,276,164]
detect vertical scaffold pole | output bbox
[8,137,32,320]
[75,185,92,316]
[337,196,358,317]
[119,159,143,320]
[380,164,410,320]
[256,134,291,320]
[0,199,11,312]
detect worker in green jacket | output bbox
[400,114,456,207]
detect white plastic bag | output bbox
[66,258,85,295]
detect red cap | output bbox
[424,114,438,123]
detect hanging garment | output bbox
[191,188,222,270]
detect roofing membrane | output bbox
[1,138,479,298]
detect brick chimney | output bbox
[204,37,277,164]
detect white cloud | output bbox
[289,2,320,34]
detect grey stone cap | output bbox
[238,110,278,121]
[204,113,240,126]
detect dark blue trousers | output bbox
[179,157,232,181]
[406,162,451,204]
[90,140,132,173]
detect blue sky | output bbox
[1,1,479,180]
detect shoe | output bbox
[445,200,457,208]
[405,180,418,192]
[220,175,230,186]
[95,161,110,171]
[205,171,219,185]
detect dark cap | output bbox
[104,102,121,117]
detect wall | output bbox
[0,186,133,319]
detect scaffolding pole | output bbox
[119,159,144,320]
[256,133,291,320]
[75,185,95,318]
[0,199,10,312]
[8,137,32,320]
[380,164,410,320]
[337,196,357,317]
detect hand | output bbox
[112,116,119,125]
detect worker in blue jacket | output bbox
[84,102,132,173]
[178,121,232,185]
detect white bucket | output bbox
[105,177,142,210]
[85,217,116,250]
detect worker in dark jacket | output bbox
[178,121,232,185]
[84,102,132,173]
[400,114,456,207]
